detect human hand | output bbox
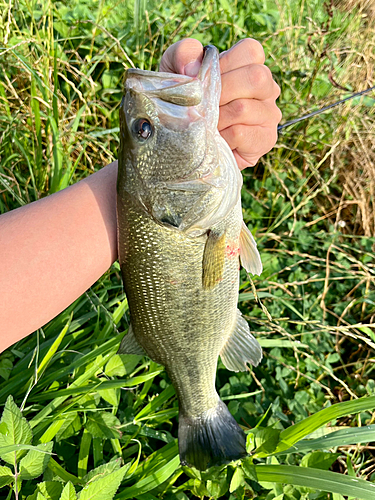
[160,38,281,169]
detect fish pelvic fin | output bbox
[239,222,262,276]
[202,230,226,290]
[220,310,263,372]
[117,324,147,356]
[179,399,247,471]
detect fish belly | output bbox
[118,194,240,417]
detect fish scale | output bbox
[117,45,263,470]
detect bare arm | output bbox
[0,161,118,351]
[0,38,280,353]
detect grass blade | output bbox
[256,465,375,500]
[255,396,375,457]
[282,425,375,454]
[116,455,180,499]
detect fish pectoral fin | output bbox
[202,230,226,290]
[220,310,262,372]
[117,324,147,356]
[239,222,262,276]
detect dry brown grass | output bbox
[327,0,375,236]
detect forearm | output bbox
[0,161,118,351]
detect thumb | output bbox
[159,38,204,76]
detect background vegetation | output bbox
[0,0,375,498]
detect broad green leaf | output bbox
[242,457,258,482]
[60,482,77,500]
[256,396,375,456]
[0,357,13,381]
[27,492,48,500]
[55,414,82,441]
[82,458,122,485]
[255,465,375,500]
[28,481,64,500]
[42,481,64,499]
[115,455,180,499]
[19,441,54,480]
[135,426,174,444]
[0,395,33,464]
[253,427,281,455]
[105,355,142,377]
[98,388,120,407]
[282,425,375,454]
[229,467,245,493]
[246,432,256,453]
[300,451,340,470]
[332,494,345,500]
[86,412,121,440]
[79,465,128,500]
[0,464,14,487]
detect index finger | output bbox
[219,38,265,74]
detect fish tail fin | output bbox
[178,399,247,471]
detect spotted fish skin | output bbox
[117,45,263,471]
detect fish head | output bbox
[118,45,221,188]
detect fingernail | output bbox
[184,60,201,77]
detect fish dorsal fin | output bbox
[202,230,226,290]
[239,222,262,276]
[117,324,147,356]
[220,310,262,372]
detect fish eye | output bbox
[132,118,153,141]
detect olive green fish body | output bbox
[118,191,242,417]
[117,45,263,470]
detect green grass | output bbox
[0,0,375,499]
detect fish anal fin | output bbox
[202,230,226,290]
[220,310,262,372]
[117,324,147,356]
[239,222,262,276]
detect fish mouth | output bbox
[124,45,219,107]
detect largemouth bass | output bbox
[117,45,263,471]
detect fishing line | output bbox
[278,84,375,131]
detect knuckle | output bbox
[231,124,246,143]
[240,38,265,63]
[230,99,246,117]
[248,64,271,89]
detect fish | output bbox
[116,45,263,471]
